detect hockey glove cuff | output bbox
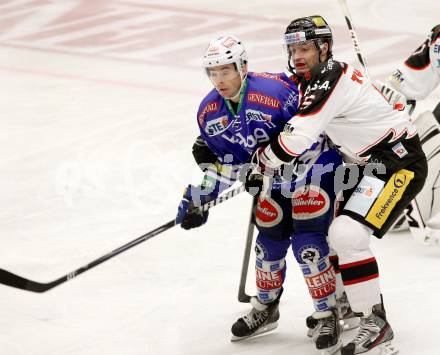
[176,184,217,230]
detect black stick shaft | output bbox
[238,197,257,303]
[0,220,176,293]
[0,185,244,293]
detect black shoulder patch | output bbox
[404,26,440,70]
[405,38,431,70]
[298,59,344,115]
[430,24,440,42]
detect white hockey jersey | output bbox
[267,59,419,167]
[387,25,440,100]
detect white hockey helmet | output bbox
[203,35,248,79]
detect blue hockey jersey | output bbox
[196,72,299,166]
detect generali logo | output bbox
[198,101,219,125]
[247,92,280,109]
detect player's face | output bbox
[289,41,320,76]
[206,64,242,99]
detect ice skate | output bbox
[341,303,398,355]
[338,291,360,331]
[307,292,359,338]
[309,309,342,355]
[230,297,279,342]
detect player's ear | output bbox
[242,63,248,75]
[320,43,329,61]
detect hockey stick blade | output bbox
[238,294,252,303]
[0,185,245,293]
[0,220,176,293]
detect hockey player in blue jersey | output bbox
[175,35,344,353]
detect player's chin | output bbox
[295,67,308,76]
[217,88,229,97]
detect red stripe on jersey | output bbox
[404,60,431,71]
[342,273,379,286]
[296,68,344,117]
[372,83,389,102]
[339,257,377,269]
[278,136,300,156]
[356,126,416,157]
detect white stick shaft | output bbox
[337,0,370,79]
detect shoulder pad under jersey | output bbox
[298,59,345,115]
[405,25,440,70]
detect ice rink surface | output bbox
[0,0,439,354]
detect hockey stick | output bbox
[337,0,428,242]
[237,196,257,303]
[337,0,370,78]
[0,185,245,293]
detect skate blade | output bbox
[340,317,360,331]
[378,340,399,355]
[320,339,343,355]
[309,318,357,340]
[355,340,399,355]
[307,323,322,341]
[230,322,278,342]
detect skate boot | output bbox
[307,292,359,338]
[338,291,360,331]
[341,303,398,355]
[311,308,342,354]
[231,297,279,342]
[306,314,320,339]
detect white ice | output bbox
[0,1,439,354]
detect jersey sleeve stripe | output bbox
[278,135,300,156]
[404,60,431,71]
[268,135,300,163]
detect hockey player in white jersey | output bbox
[385,25,440,104]
[175,34,355,354]
[377,25,440,245]
[247,15,428,355]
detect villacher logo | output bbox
[256,197,283,227]
[292,186,330,219]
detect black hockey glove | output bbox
[244,172,264,197]
[179,205,209,230]
[176,184,215,230]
